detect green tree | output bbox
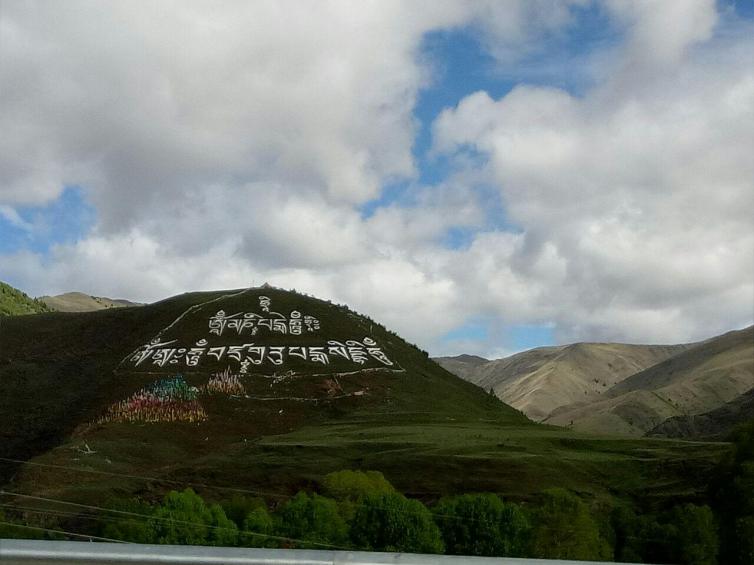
[321,470,395,501]
[222,495,267,528]
[434,493,529,557]
[734,515,754,565]
[100,498,155,544]
[610,504,647,563]
[277,492,348,548]
[240,506,276,548]
[148,488,237,546]
[710,421,754,564]
[321,469,395,521]
[667,504,718,565]
[528,488,611,560]
[350,492,444,554]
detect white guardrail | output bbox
[0,540,646,565]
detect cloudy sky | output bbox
[1,0,753,357]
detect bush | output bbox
[434,493,529,557]
[350,491,444,554]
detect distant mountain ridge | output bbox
[436,326,753,437]
[436,342,690,421]
[546,326,754,436]
[40,292,142,312]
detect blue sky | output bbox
[1,1,752,357]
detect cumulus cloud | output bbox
[433,3,754,345]
[1,0,752,355]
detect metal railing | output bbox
[0,540,639,564]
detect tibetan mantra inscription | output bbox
[128,296,394,371]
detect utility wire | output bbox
[0,520,130,544]
[0,491,351,550]
[0,455,501,524]
[0,490,678,547]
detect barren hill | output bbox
[436,342,689,421]
[40,291,142,312]
[546,326,754,435]
[647,388,754,440]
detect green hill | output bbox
[0,286,729,510]
[0,281,52,316]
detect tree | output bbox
[222,494,267,528]
[277,492,348,548]
[321,469,395,521]
[100,498,155,544]
[321,469,395,501]
[710,421,754,564]
[148,488,237,546]
[667,504,718,565]
[241,506,276,548]
[350,492,444,554]
[434,493,529,557]
[528,488,611,560]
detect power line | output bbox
[0,491,351,550]
[0,455,500,524]
[0,456,290,500]
[0,520,130,544]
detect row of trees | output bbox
[89,469,720,562]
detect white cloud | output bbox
[432,8,754,345]
[1,1,752,355]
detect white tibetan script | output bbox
[129,337,393,369]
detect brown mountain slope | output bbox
[432,354,488,381]
[546,326,754,435]
[40,292,142,312]
[647,388,754,440]
[436,342,690,421]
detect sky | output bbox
[1,0,753,358]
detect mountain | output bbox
[436,342,689,421]
[0,281,52,316]
[647,388,754,440]
[432,353,488,381]
[39,291,142,312]
[0,286,724,507]
[546,326,754,435]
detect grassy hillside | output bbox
[437,342,690,421]
[0,286,731,513]
[547,327,754,435]
[0,281,52,316]
[39,292,142,312]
